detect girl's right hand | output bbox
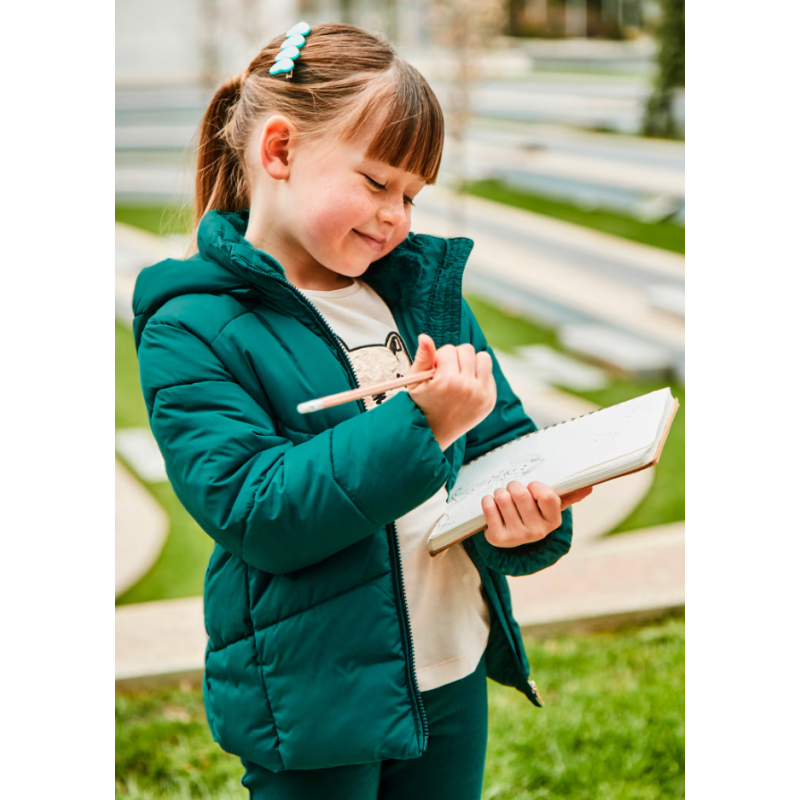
[406,333,497,452]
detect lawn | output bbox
[465,179,685,255]
[115,320,212,605]
[116,615,685,799]
[116,205,193,238]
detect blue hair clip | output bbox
[270,22,311,79]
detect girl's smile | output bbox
[353,229,388,252]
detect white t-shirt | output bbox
[297,278,491,691]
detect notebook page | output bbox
[432,389,671,537]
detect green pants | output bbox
[241,648,489,799]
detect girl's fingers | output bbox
[481,495,505,540]
[506,480,541,531]
[527,482,562,528]
[455,344,476,377]
[433,344,458,378]
[560,485,593,509]
[476,351,493,382]
[492,486,524,531]
[484,482,583,548]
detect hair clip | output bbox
[269,22,311,79]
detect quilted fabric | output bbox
[132,209,573,772]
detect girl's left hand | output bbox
[481,481,593,549]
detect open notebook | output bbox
[426,387,679,556]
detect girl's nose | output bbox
[377,195,407,226]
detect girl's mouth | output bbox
[353,230,385,252]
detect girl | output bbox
[133,22,590,799]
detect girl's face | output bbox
[248,116,428,288]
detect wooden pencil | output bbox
[297,369,436,414]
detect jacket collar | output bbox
[198,210,474,341]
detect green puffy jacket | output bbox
[132,209,572,772]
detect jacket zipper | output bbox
[238,256,536,714]
[387,520,429,748]
[261,270,429,749]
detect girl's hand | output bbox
[480,481,593,549]
[407,334,497,452]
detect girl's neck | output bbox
[244,203,354,293]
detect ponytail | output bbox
[194,73,249,231]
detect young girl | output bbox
[133,22,590,799]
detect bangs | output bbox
[339,65,445,184]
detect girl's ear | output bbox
[258,115,295,180]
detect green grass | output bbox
[116,615,684,799]
[465,179,685,255]
[116,205,193,238]
[116,686,244,799]
[115,321,213,605]
[465,294,684,533]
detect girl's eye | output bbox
[365,175,415,207]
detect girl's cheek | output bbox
[311,189,369,234]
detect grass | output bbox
[465,294,684,533]
[465,179,685,255]
[116,615,684,799]
[116,205,193,238]
[115,321,213,605]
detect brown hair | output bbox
[194,23,445,232]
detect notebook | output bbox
[426,387,679,556]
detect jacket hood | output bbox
[132,209,474,348]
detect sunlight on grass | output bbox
[116,616,684,799]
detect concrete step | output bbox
[509,522,685,636]
[115,459,168,598]
[559,323,676,379]
[116,428,168,483]
[116,597,206,690]
[413,188,685,359]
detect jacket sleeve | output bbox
[137,319,450,575]
[460,298,572,577]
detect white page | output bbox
[431,388,672,538]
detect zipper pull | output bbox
[528,679,545,706]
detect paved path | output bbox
[116,597,207,690]
[116,224,187,598]
[509,522,685,635]
[115,458,168,598]
[115,222,683,689]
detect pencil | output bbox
[297,369,437,414]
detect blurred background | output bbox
[116,1,684,797]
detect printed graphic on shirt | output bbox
[337,331,413,411]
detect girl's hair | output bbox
[194,23,445,231]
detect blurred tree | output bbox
[507,0,641,39]
[430,0,505,233]
[642,0,684,137]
